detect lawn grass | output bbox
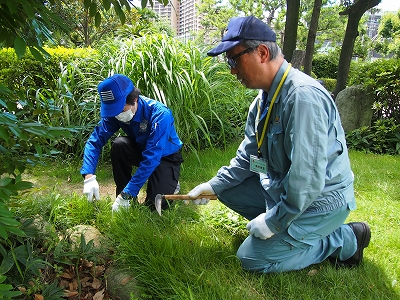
[18,146,400,299]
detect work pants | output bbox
[110,136,183,210]
[217,175,357,273]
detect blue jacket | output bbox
[80,95,183,197]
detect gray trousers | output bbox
[217,175,357,273]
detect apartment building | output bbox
[147,0,202,39]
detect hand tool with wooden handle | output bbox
[155,193,217,216]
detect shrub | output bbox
[348,58,400,123]
[346,118,400,154]
[0,47,98,94]
[0,46,103,157]
[318,78,336,93]
[312,53,339,79]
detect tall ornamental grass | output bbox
[96,34,254,152]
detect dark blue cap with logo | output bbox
[98,74,135,118]
[207,16,276,57]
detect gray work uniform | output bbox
[208,60,357,273]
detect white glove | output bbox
[246,213,274,240]
[83,175,100,201]
[112,195,131,212]
[187,182,215,205]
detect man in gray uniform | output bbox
[188,16,370,273]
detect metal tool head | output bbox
[155,193,164,216]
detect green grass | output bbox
[16,147,400,299]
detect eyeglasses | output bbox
[226,48,254,69]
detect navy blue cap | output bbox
[207,16,276,57]
[98,74,134,118]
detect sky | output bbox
[377,0,400,12]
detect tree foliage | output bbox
[374,10,400,58]
[0,0,166,61]
[48,0,142,47]
[197,0,285,45]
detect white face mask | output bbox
[115,106,134,123]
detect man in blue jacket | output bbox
[188,16,371,272]
[81,74,183,212]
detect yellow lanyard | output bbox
[256,64,291,157]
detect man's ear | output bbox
[258,44,270,63]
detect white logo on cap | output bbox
[100,90,114,101]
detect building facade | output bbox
[147,0,202,40]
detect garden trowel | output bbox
[155,193,217,216]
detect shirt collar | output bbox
[265,60,289,104]
[132,96,143,122]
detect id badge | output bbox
[250,155,268,174]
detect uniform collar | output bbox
[264,60,289,104]
[132,96,143,122]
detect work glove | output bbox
[187,182,215,205]
[246,213,274,240]
[112,194,131,212]
[83,175,100,202]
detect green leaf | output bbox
[89,2,97,18]
[0,251,15,274]
[2,225,25,237]
[84,0,91,9]
[29,46,45,63]
[6,0,18,13]
[0,189,10,202]
[0,126,9,142]
[113,2,125,25]
[21,122,45,127]
[0,217,23,227]
[0,177,13,187]
[0,226,8,239]
[8,126,28,141]
[35,45,50,58]
[14,37,26,58]
[0,84,11,96]
[23,127,47,136]
[33,108,47,115]
[95,12,101,27]
[13,244,29,264]
[0,112,17,123]
[5,100,17,112]
[21,0,35,18]
[103,0,111,10]
[119,0,131,11]
[35,144,43,156]
[0,289,22,297]
[13,180,33,190]
[47,128,72,138]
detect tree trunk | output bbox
[332,0,381,99]
[304,0,322,75]
[282,0,300,62]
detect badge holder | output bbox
[250,154,268,174]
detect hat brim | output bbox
[207,40,241,57]
[100,99,125,118]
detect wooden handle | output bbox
[162,194,217,200]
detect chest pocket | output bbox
[266,122,287,173]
